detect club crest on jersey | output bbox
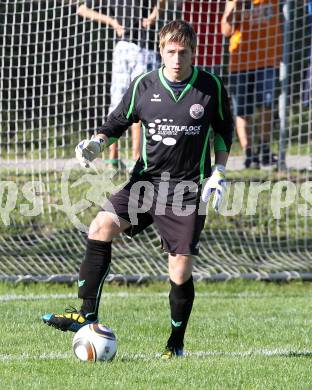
[189,104,204,120]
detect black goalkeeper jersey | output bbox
[98,66,233,183]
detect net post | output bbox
[278,0,292,172]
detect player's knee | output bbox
[88,211,121,241]
[169,254,192,285]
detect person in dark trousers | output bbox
[221,0,282,168]
[43,20,234,359]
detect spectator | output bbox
[182,0,224,74]
[78,0,165,170]
[221,0,282,168]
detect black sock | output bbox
[78,238,111,320]
[166,276,195,350]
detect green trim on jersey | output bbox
[158,66,199,103]
[214,133,227,152]
[107,137,119,146]
[126,71,152,120]
[158,67,176,100]
[200,127,212,183]
[178,67,199,101]
[139,123,148,174]
[204,71,224,121]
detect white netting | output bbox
[1,0,312,282]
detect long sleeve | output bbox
[96,77,141,144]
[210,76,234,153]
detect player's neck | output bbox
[163,66,193,83]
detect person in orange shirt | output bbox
[221,0,282,168]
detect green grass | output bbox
[1,139,310,161]
[1,281,312,389]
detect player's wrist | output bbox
[213,164,226,174]
[92,134,108,152]
[98,138,106,152]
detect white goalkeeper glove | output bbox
[75,136,106,168]
[201,164,226,212]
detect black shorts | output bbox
[104,175,206,255]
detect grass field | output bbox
[1,280,312,390]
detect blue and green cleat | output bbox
[42,306,97,332]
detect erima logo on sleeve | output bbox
[151,94,161,102]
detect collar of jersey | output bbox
[158,66,199,103]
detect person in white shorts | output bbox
[78,0,164,170]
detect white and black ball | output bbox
[73,323,117,362]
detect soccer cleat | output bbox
[160,346,184,360]
[261,152,278,166]
[42,306,97,332]
[244,148,260,169]
[244,155,260,169]
[261,145,278,167]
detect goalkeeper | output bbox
[42,20,233,359]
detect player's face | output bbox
[160,42,194,82]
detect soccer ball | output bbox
[73,323,117,362]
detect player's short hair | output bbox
[159,20,197,52]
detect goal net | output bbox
[1,0,312,282]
